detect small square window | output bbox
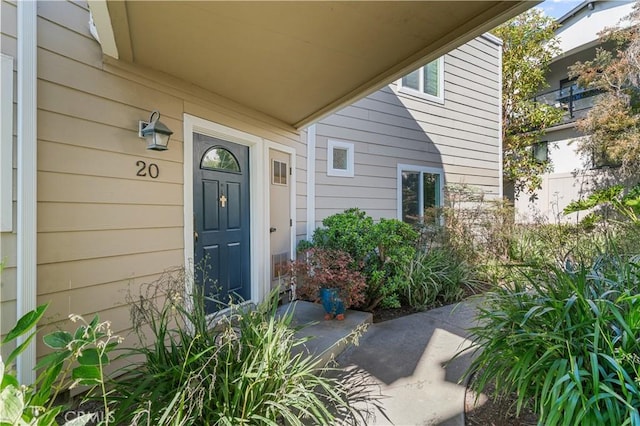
[327,140,354,177]
[532,142,549,163]
[591,147,621,169]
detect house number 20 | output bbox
[136,160,159,179]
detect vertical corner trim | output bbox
[305,124,316,240]
[16,0,38,386]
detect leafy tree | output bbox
[492,9,564,198]
[569,0,640,178]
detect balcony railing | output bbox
[533,86,603,125]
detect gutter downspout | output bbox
[16,0,38,385]
[305,125,316,240]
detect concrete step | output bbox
[277,300,372,366]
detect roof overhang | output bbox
[89,1,534,129]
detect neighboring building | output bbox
[0,0,531,383]
[310,34,503,228]
[515,0,636,223]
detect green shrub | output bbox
[464,254,640,425]
[403,248,479,309]
[1,304,120,426]
[309,208,418,309]
[508,223,608,268]
[112,269,349,425]
[564,183,640,226]
[418,185,516,285]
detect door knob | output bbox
[269,227,277,233]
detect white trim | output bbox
[86,1,119,59]
[305,125,316,240]
[183,114,265,305]
[326,139,354,177]
[397,56,445,104]
[396,164,444,222]
[16,0,37,386]
[497,38,504,199]
[1,54,13,232]
[265,141,297,268]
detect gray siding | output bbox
[314,36,501,222]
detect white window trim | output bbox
[1,54,13,232]
[327,139,354,177]
[397,56,445,104]
[396,164,445,222]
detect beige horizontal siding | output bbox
[37,250,184,294]
[314,36,500,222]
[0,0,17,349]
[1,0,309,361]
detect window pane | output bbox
[423,173,440,224]
[201,147,240,172]
[402,171,420,224]
[423,173,440,208]
[280,162,287,184]
[402,70,420,91]
[332,148,348,170]
[423,61,439,96]
[532,142,548,163]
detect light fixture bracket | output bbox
[138,120,150,138]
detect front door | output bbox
[193,133,250,312]
[269,149,292,293]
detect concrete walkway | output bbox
[333,299,481,426]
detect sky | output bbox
[538,0,585,19]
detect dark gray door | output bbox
[193,133,250,312]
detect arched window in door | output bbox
[201,147,240,172]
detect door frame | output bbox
[183,115,298,303]
[265,141,297,277]
[184,114,264,303]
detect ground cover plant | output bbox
[464,253,640,425]
[110,269,350,425]
[0,303,121,426]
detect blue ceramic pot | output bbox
[320,288,345,316]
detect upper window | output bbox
[397,164,443,224]
[591,147,621,169]
[327,140,354,177]
[201,147,240,172]
[532,141,549,163]
[398,57,444,103]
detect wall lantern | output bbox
[139,110,173,151]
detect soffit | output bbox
[98,1,534,128]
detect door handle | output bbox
[269,227,277,233]
[194,231,199,242]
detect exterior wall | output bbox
[1,0,307,359]
[556,0,635,56]
[0,41,17,358]
[515,1,635,223]
[0,1,17,359]
[313,35,501,223]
